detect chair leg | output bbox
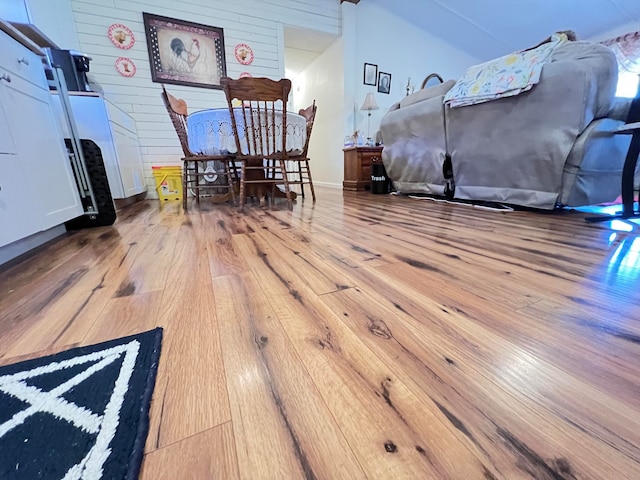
[278,159,293,210]
[182,161,188,211]
[297,161,305,198]
[239,162,246,212]
[306,159,316,202]
[225,161,236,205]
[231,160,240,186]
[195,161,201,205]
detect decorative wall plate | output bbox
[239,71,253,78]
[234,43,254,65]
[115,57,136,77]
[108,23,135,50]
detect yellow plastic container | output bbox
[152,166,183,202]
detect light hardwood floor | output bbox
[1,188,639,479]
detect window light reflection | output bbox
[610,220,634,232]
[607,237,640,285]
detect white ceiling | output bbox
[284,26,339,76]
[284,0,640,75]
[367,0,640,60]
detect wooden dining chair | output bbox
[220,76,294,212]
[287,101,317,202]
[160,85,236,211]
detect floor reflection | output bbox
[606,235,640,287]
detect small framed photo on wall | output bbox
[378,72,391,94]
[364,63,378,86]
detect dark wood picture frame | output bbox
[378,71,391,94]
[364,63,378,86]
[143,12,227,90]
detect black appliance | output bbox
[7,23,93,92]
[46,49,92,92]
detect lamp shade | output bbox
[360,92,379,111]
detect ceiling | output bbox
[284,0,640,76]
[284,26,339,77]
[367,0,640,60]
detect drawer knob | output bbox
[18,57,30,66]
[1,74,11,83]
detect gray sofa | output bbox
[380,41,633,209]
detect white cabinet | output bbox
[0,28,82,249]
[51,93,147,200]
[110,122,146,197]
[0,83,16,155]
[0,154,40,246]
[1,65,83,229]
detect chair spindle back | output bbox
[298,100,317,158]
[160,84,193,157]
[220,77,292,158]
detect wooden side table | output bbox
[343,146,384,191]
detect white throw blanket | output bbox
[444,33,569,108]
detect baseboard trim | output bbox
[114,191,148,210]
[0,225,67,267]
[313,182,342,190]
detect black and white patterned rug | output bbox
[0,328,163,479]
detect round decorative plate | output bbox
[239,71,253,78]
[108,23,135,50]
[115,57,136,77]
[234,43,254,65]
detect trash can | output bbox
[371,161,390,194]
[152,166,183,201]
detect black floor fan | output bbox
[587,78,640,222]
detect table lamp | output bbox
[360,93,379,146]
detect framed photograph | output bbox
[364,63,378,86]
[143,12,227,89]
[378,72,391,94]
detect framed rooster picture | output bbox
[143,12,227,89]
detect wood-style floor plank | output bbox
[0,220,157,359]
[145,216,231,452]
[1,188,639,479]
[82,292,163,345]
[292,216,640,410]
[199,208,250,277]
[230,233,491,478]
[140,422,240,480]
[242,210,357,295]
[320,284,635,479]
[271,286,501,479]
[213,273,366,479]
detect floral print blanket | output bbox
[444,33,568,108]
